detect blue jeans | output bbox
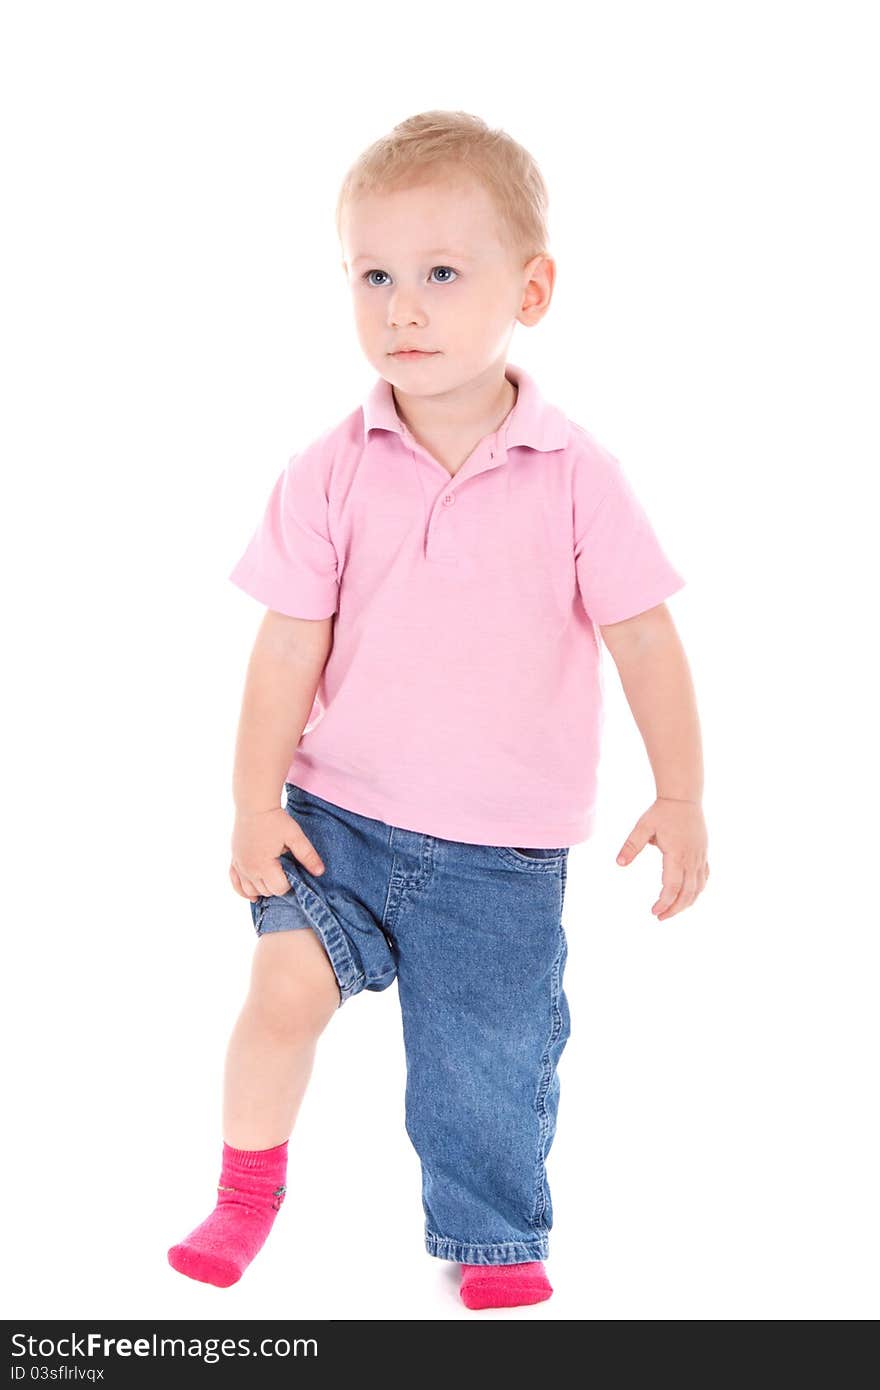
[250,782,571,1266]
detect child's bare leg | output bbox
[168,929,339,1286]
[223,928,341,1148]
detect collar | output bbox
[361,360,570,463]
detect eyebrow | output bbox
[351,249,474,267]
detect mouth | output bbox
[389,350,438,359]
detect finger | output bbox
[651,861,685,917]
[656,864,700,920]
[267,871,294,897]
[230,864,261,903]
[617,823,650,865]
[234,866,269,900]
[229,864,251,901]
[687,861,708,900]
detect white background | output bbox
[2,0,877,1322]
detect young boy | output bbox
[168,111,708,1311]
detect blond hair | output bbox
[335,110,551,266]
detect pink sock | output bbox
[167,1140,288,1288]
[459,1260,553,1309]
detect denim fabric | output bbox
[250,781,571,1265]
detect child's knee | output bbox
[251,928,340,1033]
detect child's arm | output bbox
[598,602,709,921]
[229,610,332,901]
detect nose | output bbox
[388,291,427,328]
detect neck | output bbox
[392,366,517,444]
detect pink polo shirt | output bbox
[228,361,686,847]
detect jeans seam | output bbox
[287,873,361,992]
[530,921,566,1231]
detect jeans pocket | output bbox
[491,845,569,870]
[513,846,566,858]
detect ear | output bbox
[518,254,556,327]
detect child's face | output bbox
[340,175,546,396]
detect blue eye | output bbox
[362,266,458,286]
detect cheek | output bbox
[466,286,510,323]
[353,304,381,337]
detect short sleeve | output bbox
[228,451,339,619]
[573,450,686,626]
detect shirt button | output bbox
[443,493,455,506]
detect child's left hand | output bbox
[615,797,709,920]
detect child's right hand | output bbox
[229,807,326,902]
